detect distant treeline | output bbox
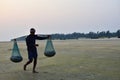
[11,29,120,41]
[52,30,120,40]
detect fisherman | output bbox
[24,28,50,73]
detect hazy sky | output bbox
[0,0,120,41]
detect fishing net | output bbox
[44,39,56,57]
[10,40,23,63]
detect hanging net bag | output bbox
[10,39,23,63]
[44,39,56,57]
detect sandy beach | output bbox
[0,39,120,80]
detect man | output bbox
[24,28,50,73]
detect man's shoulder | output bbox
[26,35,30,38]
[26,35,31,39]
[26,35,38,38]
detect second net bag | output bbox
[44,39,56,57]
[10,39,23,63]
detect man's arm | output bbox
[36,35,50,40]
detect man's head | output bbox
[30,28,36,35]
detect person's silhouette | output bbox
[24,28,50,73]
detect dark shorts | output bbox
[28,51,38,60]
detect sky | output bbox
[0,0,120,41]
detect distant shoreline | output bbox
[0,38,119,42]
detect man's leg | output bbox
[24,59,33,71]
[33,58,38,73]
